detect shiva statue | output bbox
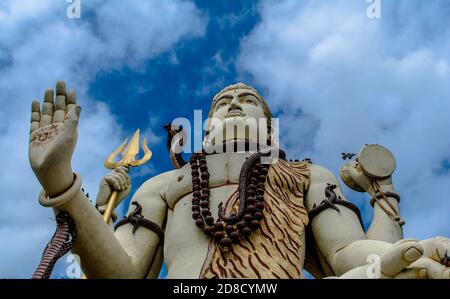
[29,81,450,279]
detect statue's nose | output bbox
[228,97,242,111]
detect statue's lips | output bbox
[226,110,245,118]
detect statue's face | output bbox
[206,88,268,146]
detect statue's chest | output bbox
[165,153,251,209]
[200,160,311,278]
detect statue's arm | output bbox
[304,164,429,278]
[340,159,403,243]
[304,163,367,276]
[48,172,168,278]
[113,174,168,278]
[29,82,168,278]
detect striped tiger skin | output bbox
[200,160,310,279]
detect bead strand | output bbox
[190,152,270,249]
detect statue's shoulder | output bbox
[136,163,191,201]
[307,163,338,183]
[138,166,185,191]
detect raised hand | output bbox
[29,81,81,197]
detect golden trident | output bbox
[102,129,152,223]
[82,129,151,279]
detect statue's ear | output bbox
[268,131,279,148]
[204,117,212,134]
[202,117,212,147]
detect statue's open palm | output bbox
[29,81,81,197]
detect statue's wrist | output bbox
[39,172,82,208]
[368,183,394,196]
[369,187,401,207]
[41,167,74,198]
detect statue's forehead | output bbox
[216,88,259,100]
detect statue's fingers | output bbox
[392,268,428,279]
[53,95,67,124]
[348,162,368,186]
[393,253,450,279]
[66,89,77,114]
[65,104,80,122]
[414,258,450,279]
[445,267,450,279]
[40,89,54,127]
[53,81,68,123]
[112,177,123,190]
[30,101,41,134]
[115,167,130,185]
[64,105,81,137]
[56,81,66,97]
[125,172,131,185]
[428,263,450,279]
[53,107,65,123]
[106,175,122,191]
[96,180,112,207]
[116,165,129,174]
[111,172,126,189]
[105,176,120,191]
[433,236,450,261]
[380,239,424,277]
[114,166,127,174]
[113,173,126,190]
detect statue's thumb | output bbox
[380,239,424,277]
[65,105,81,136]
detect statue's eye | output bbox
[244,97,257,105]
[216,102,227,110]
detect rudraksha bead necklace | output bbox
[190,152,270,250]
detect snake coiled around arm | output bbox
[32,212,77,279]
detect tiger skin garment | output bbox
[200,160,310,278]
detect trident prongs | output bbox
[101,129,152,223]
[104,129,152,169]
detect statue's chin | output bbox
[208,136,260,145]
[225,114,245,119]
[204,119,270,151]
[203,138,271,154]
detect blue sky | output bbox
[0,0,449,278]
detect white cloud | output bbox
[0,0,206,278]
[195,52,234,97]
[238,0,450,240]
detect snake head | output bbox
[130,201,143,216]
